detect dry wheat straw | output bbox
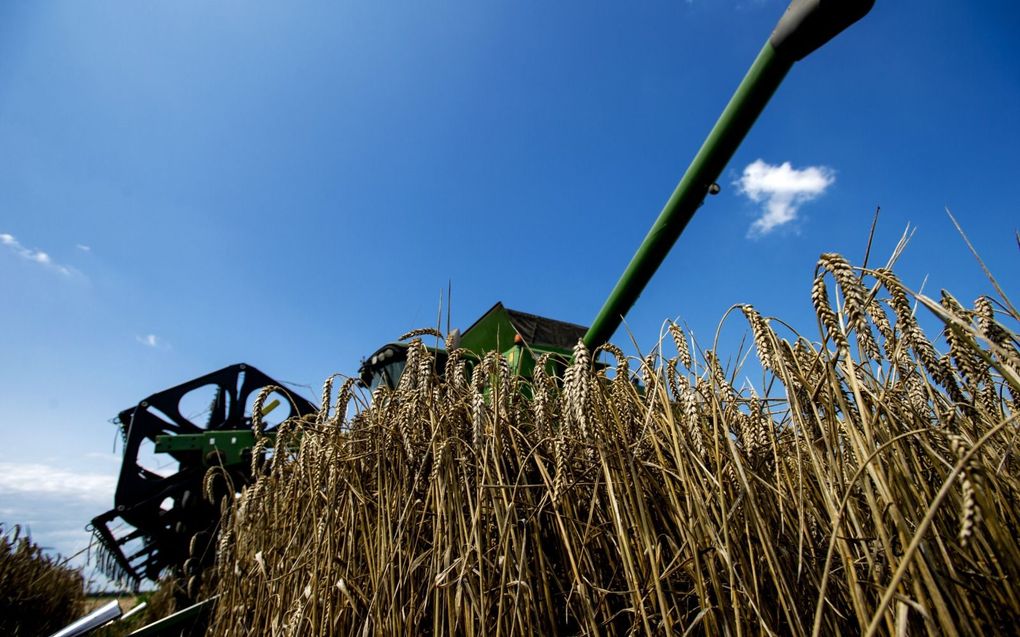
[205,253,1020,637]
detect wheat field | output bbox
[203,252,1019,636]
[1,525,85,635]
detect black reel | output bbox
[90,363,316,588]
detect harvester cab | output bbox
[357,302,589,391]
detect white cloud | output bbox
[136,333,169,349]
[76,244,91,252]
[0,462,116,504]
[0,231,73,275]
[0,461,125,581]
[735,159,835,237]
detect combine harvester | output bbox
[75,1,874,634]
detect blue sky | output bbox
[1,1,1017,577]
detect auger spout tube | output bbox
[583,0,874,350]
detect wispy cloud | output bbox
[84,452,122,464]
[735,160,835,237]
[136,333,170,349]
[0,462,116,504]
[76,244,91,252]
[0,465,118,576]
[0,232,74,275]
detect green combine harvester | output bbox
[80,1,875,634]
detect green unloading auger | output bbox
[583,0,875,351]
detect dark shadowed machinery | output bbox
[90,365,317,592]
